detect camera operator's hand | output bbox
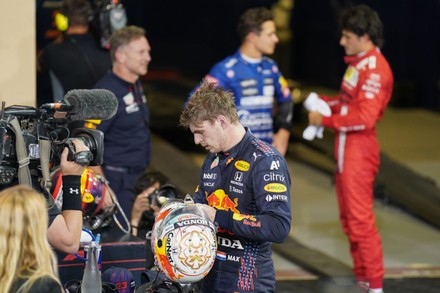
[131,186,156,236]
[48,139,89,253]
[60,139,89,175]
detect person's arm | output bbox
[319,94,341,113]
[272,127,290,156]
[308,111,324,126]
[213,155,292,243]
[321,67,393,131]
[130,186,155,236]
[273,73,293,156]
[47,139,87,253]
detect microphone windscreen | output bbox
[63,89,118,121]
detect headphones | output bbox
[55,12,69,31]
[54,0,94,32]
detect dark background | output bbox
[37,0,440,111]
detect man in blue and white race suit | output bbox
[189,7,293,156]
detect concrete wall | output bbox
[0,1,35,107]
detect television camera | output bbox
[53,0,127,49]
[89,0,127,49]
[0,89,117,191]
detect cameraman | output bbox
[47,139,88,254]
[37,0,111,105]
[130,171,172,238]
[130,170,178,270]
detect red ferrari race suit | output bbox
[320,47,393,289]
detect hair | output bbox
[237,7,274,42]
[180,81,239,128]
[134,170,170,195]
[61,0,92,27]
[0,185,61,293]
[109,25,146,62]
[339,4,384,48]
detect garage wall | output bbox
[0,1,35,107]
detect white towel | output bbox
[302,92,331,141]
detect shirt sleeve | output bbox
[187,62,230,103]
[320,94,342,114]
[273,68,294,130]
[48,204,60,227]
[321,68,391,132]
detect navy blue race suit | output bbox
[194,130,292,293]
[85,72,151,218]
[190,50,293,144]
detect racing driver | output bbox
[180,81,292,293]
[188,7,294,156]
[307,5,393,293]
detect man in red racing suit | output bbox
[307,5,393,293]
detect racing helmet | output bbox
[150,199,185,250]
[51,167,113,230]
[152,202,217,283]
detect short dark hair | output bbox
[61,0,92,27]
[237,7,274,42]
[134,170,169,195]
[339,4,384,48]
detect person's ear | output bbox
[247,31,259,43]
[114,48,125,63]
[217,115,229,129]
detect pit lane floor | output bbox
[146,79,440,293]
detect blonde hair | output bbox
[0,185,61,292]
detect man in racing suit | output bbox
[307,5,393,293]
[189,7,293,156]
[180,81,291,293]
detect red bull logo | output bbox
[207,189,240,214]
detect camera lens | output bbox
[71,128,104,166]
